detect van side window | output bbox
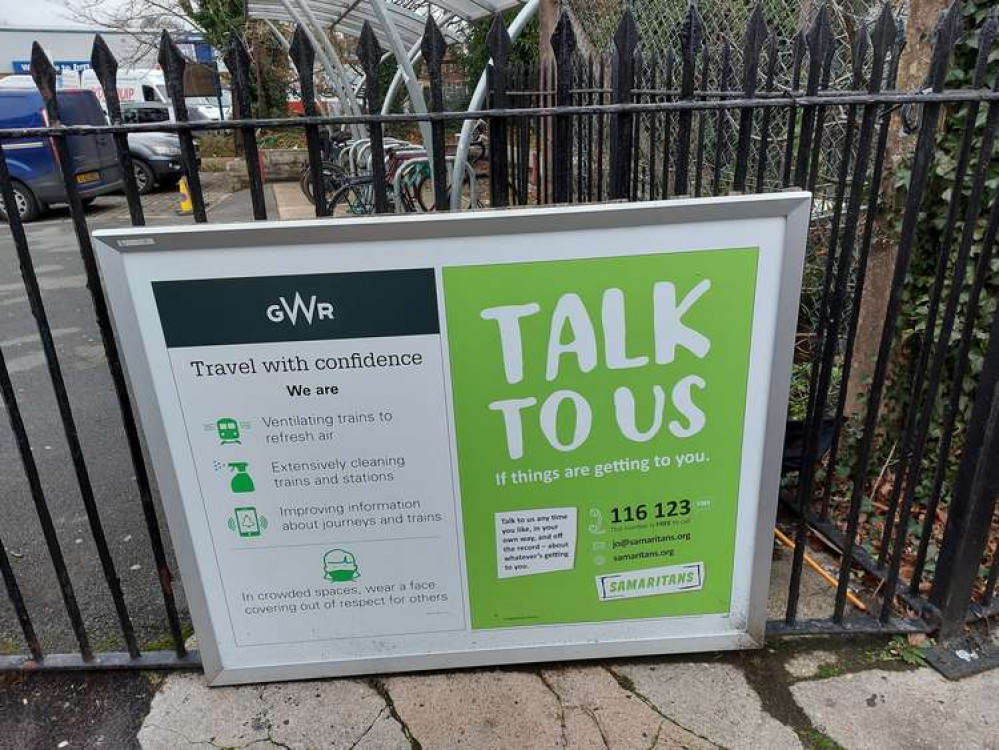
[142,85,157,102]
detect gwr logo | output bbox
[266,293,335,325]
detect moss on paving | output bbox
[139,623,195,653]
[683,635,929,748]
[800,727,846,750]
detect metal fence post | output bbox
[289,26,330,218]
[693,44,709,197]
[733,5,767,193]
[487,14,512,209]
[781,32,805,187]
[422,16,449,212]
[711,40,732,196]
[159,31,207,222]
[552,10,576,203]
[358,22,389,214]
[225,32,267,221]
[931,304,999,638]
[674,1,703,196]
[91,35,144,226]
[794,4,833,189]
[610,10,638,200]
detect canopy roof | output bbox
[248,0,520,48]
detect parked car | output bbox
[127,131,186,194]
[119,103,196,195]
[0,88,122,222]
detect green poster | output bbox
[443,249,759,629]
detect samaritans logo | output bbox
[596,562,704,601]
[266,292,335,326]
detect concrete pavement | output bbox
[131,636,999,750]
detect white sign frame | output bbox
[94,194,810,685]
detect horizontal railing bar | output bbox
[967,599,999,622]
[0,619,936,672]
[0,649,202,672]
[766,616,930,637]
[801,514,940,623]
[0,89,997,140]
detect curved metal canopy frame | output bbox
[250,0,521,165]
[450,0,538,208]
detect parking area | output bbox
[21,172,240,226]
[0,175,277,655]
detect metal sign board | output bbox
[12,59,91,74]
[94,195,810,685]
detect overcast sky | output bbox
[0,0,134,28]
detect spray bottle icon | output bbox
[228,462,255,493]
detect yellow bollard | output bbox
[175,176,193,216]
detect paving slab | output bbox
[613,661,803,750]
[273,181,317,220]
[784,649,839,679]
[792,667,999,750]
[767,545,838,621]
[381,669,564,749]
[541,664,718,749]
[138,672,407,750]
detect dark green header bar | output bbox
[153,269,439,348]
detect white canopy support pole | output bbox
[266,16,353,123]
[266,18,354,128]
[450,0,539,209]
[381,38,422,116]
[264,19,292,51]
[277,0,341,102]
[289,0,366,139]
[366,0,433,156]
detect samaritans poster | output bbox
[444,249,760,629]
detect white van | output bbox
[80,68,169,107]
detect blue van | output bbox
[0,88,122,222]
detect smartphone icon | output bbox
[234,507,262,537]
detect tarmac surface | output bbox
[0,178,273,656]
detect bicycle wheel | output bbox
[301,162,346,206]
[414,171,436,212]
[414,169,480,211]
[330,182,376,216]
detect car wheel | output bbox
[0,181,40,223]
[132,159,156,195]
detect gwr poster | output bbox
[94,196,808,684]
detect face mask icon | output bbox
[323,549,359,582]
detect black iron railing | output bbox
[0,1,997,672]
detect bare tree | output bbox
[65,0,195,64]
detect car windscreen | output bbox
[123,106,170,123]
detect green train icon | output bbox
[217,417,240,444]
